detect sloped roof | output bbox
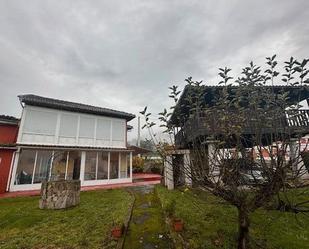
[128,145,152,155]
[0,115,19,125]
[18,94,135,121]
[170,85,309,126]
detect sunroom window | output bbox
[50,151,68,181]
[110,152,119,179]
[66,151,81,180]
[84,151,127,180]
[120,153,128,178]
[97,152,108,180]
[33,150,53,183]
[84,152,97,180]
[84,152,109,180]
[15,150,36,184]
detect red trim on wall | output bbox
[0,150,15,193]
[0,124,18,193]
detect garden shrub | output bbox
[146,159,163,174]
[132,156,144,173]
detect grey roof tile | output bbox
[0,115,19,125]
[18,94,135,121]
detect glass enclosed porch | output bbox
[10,148,132,191]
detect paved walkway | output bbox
[123,185,174,249]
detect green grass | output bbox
[0,189,134,249]
[156,185,309,249]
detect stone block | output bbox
[39,180,80,209]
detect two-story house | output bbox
[8,94,135,192]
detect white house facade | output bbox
[8,94,135,192]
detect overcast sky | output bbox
[0,0,308,141]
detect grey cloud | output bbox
[0,0,308,141]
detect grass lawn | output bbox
[0,189,134,249]
[156,185,309,249]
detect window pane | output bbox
[15,150,36,184]
[24,109,57,135]
[110,152,119,179]
[127,154,131,178]
[66,151,81,180]
[59,114,78,137]
[112,121,124,141]
[97,152,108,179]
[120,153,127,178]
[33,150,53,183]
[51,151,68,181]
[97,119,111,140]
[79,117,95,138]
[84,152,97,180]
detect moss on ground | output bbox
[156,185,309,249]
[123,186,173,249]
[0,189,133,249]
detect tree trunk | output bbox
[237,207,250,249]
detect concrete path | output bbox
[123,185,174,249]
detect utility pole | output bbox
[137,116,141,147]
[137,116,141,157]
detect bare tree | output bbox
[141,56,309,249]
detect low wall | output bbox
[39,180,80,209]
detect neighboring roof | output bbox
[170,85,309,126]
[0,115,19,125]
[128,145,152,155]
[18,94,136,121]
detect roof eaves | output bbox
[0,115,19,125]
[17,143,134,151]
[18,94,136,121]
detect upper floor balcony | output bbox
[175,108,309,148]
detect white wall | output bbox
[18,106,127,148]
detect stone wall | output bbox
[39,180,80,209]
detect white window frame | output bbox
[9,149,133,192]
